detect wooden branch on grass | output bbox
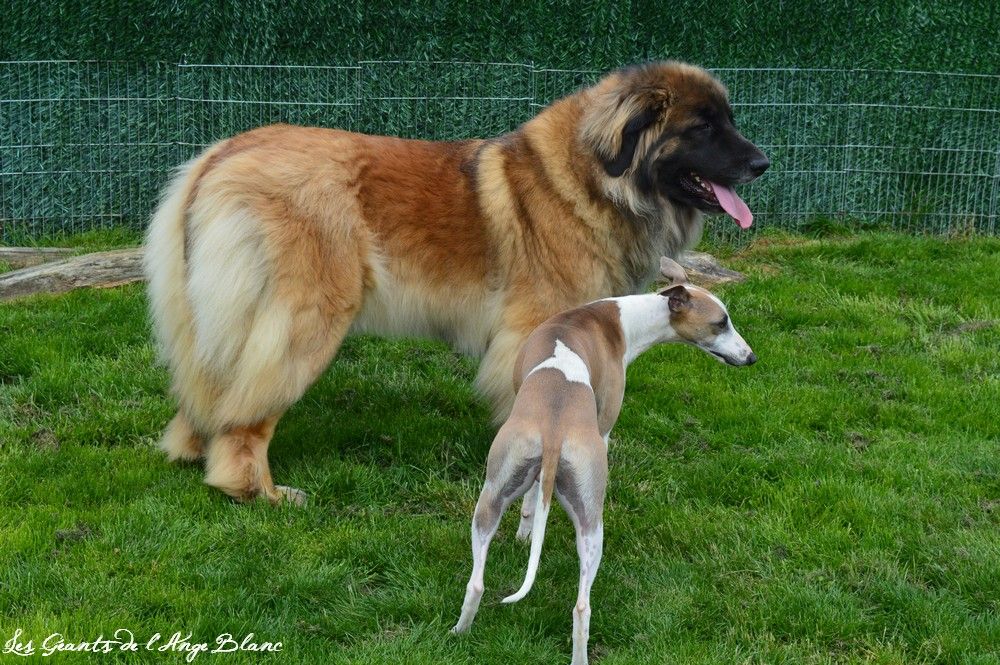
[0,247,75,269]
[0,246,743,302]
[0,248,143,301]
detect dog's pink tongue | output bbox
[706,180,753,229]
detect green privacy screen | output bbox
[1,61,998,242]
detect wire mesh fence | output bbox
[2,60,998,243]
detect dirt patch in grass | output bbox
[31,428,59,450]
[949,320,996,335]
[848,432,871,452]
[55,522,93,543]
[979,499,1000,514]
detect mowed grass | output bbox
[1,231,999,663]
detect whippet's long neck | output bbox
[611,294,676,365]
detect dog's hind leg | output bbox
[569,519,603,665]
[451,484,506,634]
[194,208,368,504]
[453,432,540,633]
[204,415,288,503]
[515,480,539,541]
[202,301,359,505]
[556,440,607,665]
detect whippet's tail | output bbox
[501,434,561,604]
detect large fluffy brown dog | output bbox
[145,61,768,503]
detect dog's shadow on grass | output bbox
[268,336,496,489]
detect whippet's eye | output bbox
[714,314,729,332]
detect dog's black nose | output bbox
[748,155,770,177]
[745,352,757,366]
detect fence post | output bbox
[989,148,1000,235]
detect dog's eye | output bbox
[690,122,711,134]
[713,314,729,333]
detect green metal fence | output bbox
[2,60,998,243]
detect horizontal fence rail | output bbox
[1,60,998,242]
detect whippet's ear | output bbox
[660,284,691,313]
[659,256,688,285]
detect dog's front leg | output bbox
[475,328,529,423]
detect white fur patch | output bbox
[527,340,591,386]
[350,254,503,357]
[611,294,672,364]
[709,326,752,362]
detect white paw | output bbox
[515,521,532,541]
[275,485,308,506]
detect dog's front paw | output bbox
[515,519,532,541]
[274,485,308,506]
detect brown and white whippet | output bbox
[451,256,755,665]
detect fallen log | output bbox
[0,248,143,301]
[676,251,746,287]
[0,247,75,269]
[0,246,744,302]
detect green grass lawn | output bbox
[1,231,999,663]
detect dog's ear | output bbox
[581,82,668,178]
[659,256,688,285]
[660,284,691,312]
[600,106,659,177]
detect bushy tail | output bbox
[143,141,271,433]
[144,154,209,424]
[501,435,561,604]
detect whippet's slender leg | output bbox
[453,448,539,634]
[452,485,504,634]
[516,480,539,541]
[557,447,607,665]
[569,519,603,665]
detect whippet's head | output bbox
[658,256,756,366]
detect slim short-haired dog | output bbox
[452,257,756,665]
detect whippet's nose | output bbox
[748,155,770,177]
[745,352,758,366]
